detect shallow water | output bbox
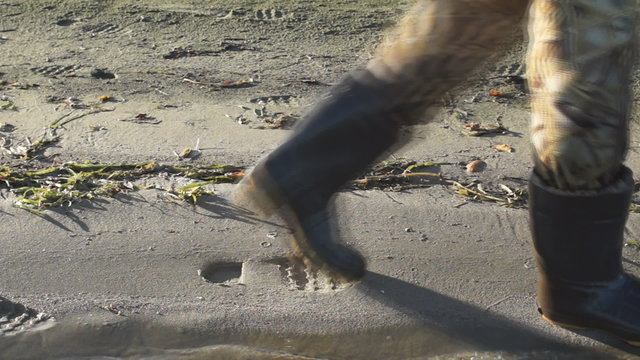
[1,320,631,360]
[54,348,603,360]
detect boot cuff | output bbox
[529,166,634,222]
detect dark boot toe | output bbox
[314,243,366,281]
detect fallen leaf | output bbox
[488,90,503,96]
[493,144,514,153]
[462,122,509,137]
[179,147,193,158]
[220,78,255,88]
[227,170,245,179]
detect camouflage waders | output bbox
[526,0,640,346]
[235,0,640,344]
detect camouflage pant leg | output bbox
[365,0,529,124]
[527,0,638,190]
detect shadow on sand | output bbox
[358,271,637,359]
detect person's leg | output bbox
[527,0,640,344]
[235,0,529,280]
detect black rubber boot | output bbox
[236,70,408,281]
[529,166,640,345]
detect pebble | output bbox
[466,159,486,173]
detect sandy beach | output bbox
[2,1,640,359]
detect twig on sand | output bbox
[50,108,114,129]
[183,78,217,86]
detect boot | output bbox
[235,70,407,281]
[529,166,640,345]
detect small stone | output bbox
[90,68,115,79]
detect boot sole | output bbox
[234,169,365,282]
[541,314,588,330]
[541,315,640,347]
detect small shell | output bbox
[466,160,486,173]
[179,147,193,158]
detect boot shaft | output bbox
[529,167,633,284]
[262,71,404,214]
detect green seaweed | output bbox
[5,162,245,212]
[626,239,640,249]
[172,181,215,204]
